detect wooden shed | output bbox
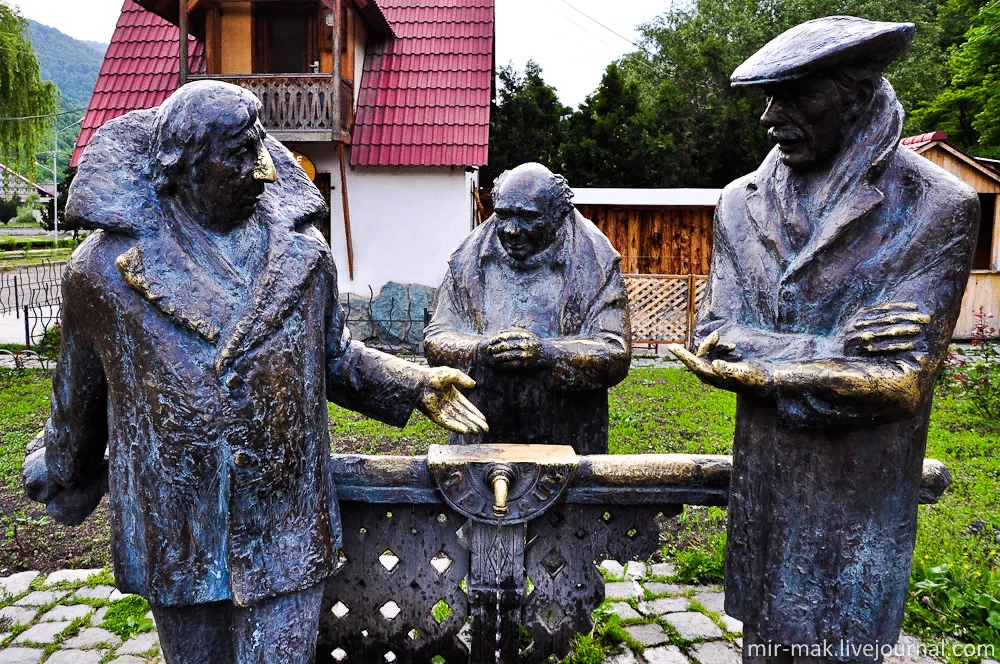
[902,132,1000,338]
[573,188,721,345]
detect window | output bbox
[254,2,318,74]
[973,193,996,270]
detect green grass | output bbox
[1,366,996,651]
[0,368,53,490]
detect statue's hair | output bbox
[492,164,574,218]
[150,81,262,194]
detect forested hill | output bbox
[28,20,105,110]
[27,20,107,174]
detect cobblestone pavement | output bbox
[0,565,948,663]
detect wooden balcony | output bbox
[193,74,342,142]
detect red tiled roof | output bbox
[351,0,493,167]
[901,131,948,152]
[70,0,204,167]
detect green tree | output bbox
[0,196,17,224]
[483,60,570,185]
[0,2,58,179]
[910,0,1000,157]
[560,62,676,187]
[596,0,948,187]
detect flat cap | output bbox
[731,16,914,87]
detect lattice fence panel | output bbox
[317,503,471,664]
[693,276,709,319]
[625,275,690,344]
[521,505,673,663]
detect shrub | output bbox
[945,307,1000,421]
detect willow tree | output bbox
[0,2,57,181]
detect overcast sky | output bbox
[16,0,673,108]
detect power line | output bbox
[555,0,656,58]
[0,108,87,121]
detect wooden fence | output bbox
[625,273,708,347]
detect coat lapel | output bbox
[116,241,232,343]
[782,183,884,280]
[745,156,794,265]
[214,223,326,374]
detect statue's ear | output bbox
[846,77,876,122]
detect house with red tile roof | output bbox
[72,0,493,295]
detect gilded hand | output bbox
[485,327,543,370]
[417,367,489,435]
[845,301,930,355]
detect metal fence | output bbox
[340,289,432,356]
[0,260,66,316]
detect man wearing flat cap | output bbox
[670,16,979,663]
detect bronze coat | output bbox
[424,211,631,454]
[697,86,978,651]
[51,110,422,607]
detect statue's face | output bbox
[760,75,851,170]
[182,122,277,230]
[493,176,563,261]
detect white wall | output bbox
[288,142,478,295]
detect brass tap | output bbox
[488,465,514,518]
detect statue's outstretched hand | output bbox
[418,367,489,435]
[667,331,770,394]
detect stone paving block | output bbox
[108,657,147,664]
[644,583,685,595]
[0,573,38,599]
[604,650,639,664]
[115,631,159,655]
[13,591,67,607]
[43,570,104,587]
[108,589,136,602]
[650,563,677,578]
[637,597,690,616]
[63,626,122,649]
[601,560,625,580]
[39,604,93,622]
[13,621,72,644]
[663,612,724,641]
[644,644,689,664]
[609,602,642,620]
[0,648,44,664]
[692,592,726,614]
[0,607,37,629]
[624,623,669,647]
[74,585,116,601]
[720,615,742,634]
[90,606,109,626]
[46,650,104,664]
[624,562,647,580]
[690,641,741,664]
[605,581,643,601]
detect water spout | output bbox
[489,465,514,518]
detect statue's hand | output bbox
[844,301,930,356]
[484,328,543,370]
[667,342,771,394]
[417,367,489,435]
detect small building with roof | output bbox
[72,0,493,296]
[901,132,1000,337]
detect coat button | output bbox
[226,374,244,389]
[234,452,251,468]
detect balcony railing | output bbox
[193,74,340,142]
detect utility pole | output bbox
[52,127,58,247]
[179,0,189,86]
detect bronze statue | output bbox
[22,80,486,664]
[424,162,631,454]
[670,16,980,664]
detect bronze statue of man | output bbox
[424,162,631,454]
[670,17,979,664]
[23,81,486,664]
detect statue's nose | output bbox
[253,145,277,182]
